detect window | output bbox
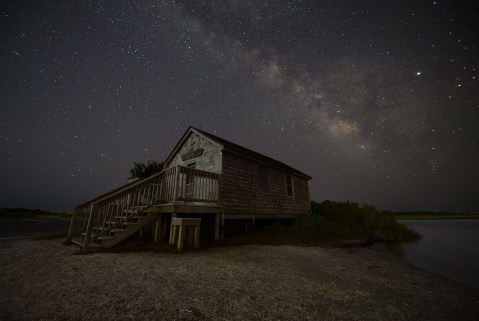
[257,165,269,193]
[285,175,294,197]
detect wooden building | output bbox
[68,127,312,251]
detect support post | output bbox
[154,215,162,244]
[177,225,184,251]
[187,227,195,248]
[173,167,180,204]
[169,225,176,245]
[162,215,167,239]
[221,211,225,241]
[194,225,200,249]
[83,204,95,250]
[215,213,220,240]
[170,217,201,250]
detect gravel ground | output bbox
[1,238,478,321]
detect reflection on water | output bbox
[392,219,479,289]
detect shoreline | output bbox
[395,215,479,220]
[1,238,478,321]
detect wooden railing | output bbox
[176,166,220,203]
[67,166,221,245]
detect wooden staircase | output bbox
[67,166,221,252]
[68,168,167,252]
[70,208,156,250]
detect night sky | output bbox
[1,1,478,212]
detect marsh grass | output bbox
[287,201,421,242]
[394,212,479,220]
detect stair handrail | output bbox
[73,178,142,210]
[81,169,167,244]
[89,170,165,207]
[68,169,166,241]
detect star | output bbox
[0,0,477,213]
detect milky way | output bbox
[1,1,478,212]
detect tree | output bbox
[128,160,164,179]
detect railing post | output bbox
[173,166,180,204]
[84,204,95,249]
[158,173,164,203]
[218,174,222,204]
[67,209,78,241]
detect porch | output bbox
[67,166,223,251]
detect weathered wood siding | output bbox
[221,151,311,217]
[167,132,222,174]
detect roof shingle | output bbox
[192,127,312,180]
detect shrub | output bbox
[290,200,421,242]
[128,160,164,179]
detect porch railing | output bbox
[67,166,221,244]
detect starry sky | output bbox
[1,0,478,212]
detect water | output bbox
[394,219,479,289]
[0,218,70,238]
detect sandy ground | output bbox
[0,238,478,321]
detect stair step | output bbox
[111,228,127,233]
[109,216,133,220]
[105,217,145,225]
[71,204,155,250]
[98,235,115,240]
[71,236,84,246]
[73,236,102,248]
[122,222,138,226]
[122,208,145,213]
[81,232,95,238]
[124,205,147,210]
[105,221,124,226]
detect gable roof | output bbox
[165,126,312,180]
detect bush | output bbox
[290,200,421,242]
[129,160,164,179]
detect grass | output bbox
[263,201,422,243]
[394,212,479,220]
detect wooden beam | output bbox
[169,224,177,245]
[147,204,223,214]
[154,217,161,243]
[215,213,220,240]
[67,210,77,241]
[177,224,184,251]
[194,226,200,248]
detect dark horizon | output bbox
[1,1,478,213]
